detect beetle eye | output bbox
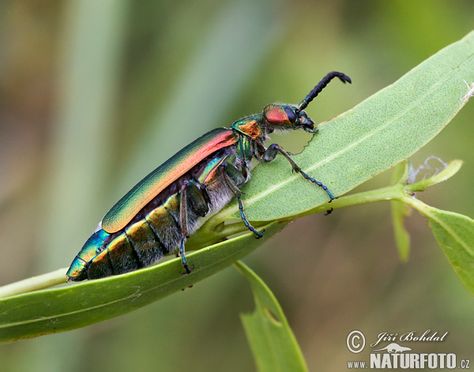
[264,105,288,124]
[284,107,297,123]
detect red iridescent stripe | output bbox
[102,128,237,233]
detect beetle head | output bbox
[263,104,316,133]
[263,72,352,135]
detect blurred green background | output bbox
[0,1,472,371]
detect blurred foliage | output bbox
[0,1,472,371]
[237,261,308,372]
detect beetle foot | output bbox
[324,208,334,216]
[182,263,193,274]
[254,229,265,239]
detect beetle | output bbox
[67,71,351,281]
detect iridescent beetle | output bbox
[67,71,351,281]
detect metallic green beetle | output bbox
[67,71,351,281]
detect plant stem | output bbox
[401,195,433,218]
[293,184,405,218]
[0,268,68,299]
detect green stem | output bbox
[293,184,405,218]
[0,268,68,299]
[401,195,433,217]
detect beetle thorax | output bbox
[235,120,262,139]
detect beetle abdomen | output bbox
[69,187,221,280]
[87,233,138,279]
[83,196,183,280]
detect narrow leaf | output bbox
[406,159,463,192]
[0,223,283,343]
[407,198,474,293]
[236,261,308,372]
[213,31,474,223]
[427,208,474,292]
[391,160,409,185]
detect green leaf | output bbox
[236,261,308,372]
[406,159,463,192]
[407,199,474,293]
[428,210,474,292]
[391,160,409,185]
[0,222,284,343]
[212,31,474,223]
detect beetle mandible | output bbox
[67,71,351,281]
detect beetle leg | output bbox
[236,196,264,239]
[221,164,264,239]
[253,140,267,160]
[178,186,192,274]
[263,143,335,202]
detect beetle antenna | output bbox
[297,71,352,112]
